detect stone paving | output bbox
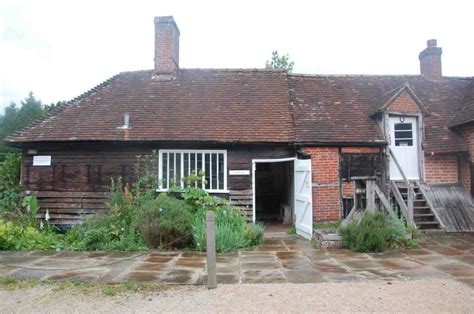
[0,234,473,287]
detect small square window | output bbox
[394,123,413,147]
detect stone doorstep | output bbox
[314,229,343,249]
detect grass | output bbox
[0,277,174,297]
[313,221,341,231]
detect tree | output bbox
[265,50,295,73]
[0,92,48,159]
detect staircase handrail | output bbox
[389,148,415,227]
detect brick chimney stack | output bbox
[154,16,180,74]
[419,39,442,80]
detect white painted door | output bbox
[294,159,313,239]
[389,116,420,180]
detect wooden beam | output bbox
[374,183,396,218]
[342,205,356,225]
[366,180,376,213]
[407,185,415,226]
[391,181,408,216]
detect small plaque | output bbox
[229,170,250,176]
[33,155,51,166]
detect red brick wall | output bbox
[303,147,340,222]
[387,91,420,113]
[342,181,354,197]
[154,17,180,73]
[341,147,380,154]
[424,153,459,183]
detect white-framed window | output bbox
[158,150,228,193]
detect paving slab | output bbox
[241,262,281,270]
[241,270,286,284]
[197,274,239,285]
[434,263,474,277]
[0,234,473,286]
[284,269,326,283]
[160,268,202,284]
[377,258,425,271]
[126,271,164,283]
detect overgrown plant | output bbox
[192,204,264,253]
[0,153,22,214]
[136,193,193,249]
[339,212,417,252]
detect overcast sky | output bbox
[1,0,473,113]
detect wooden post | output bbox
[366,180,376,213]
[206,211,217,289]
[407,185,415,226]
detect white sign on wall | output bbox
[33,155,52,166]
[229,170,250,176]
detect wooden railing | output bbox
[388,148,415,227]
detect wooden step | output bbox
[414,213,435,217]
[417,221,440,229]
[413,206,430,210]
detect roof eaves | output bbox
[5,73,122,143]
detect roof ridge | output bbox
[5,73,122,142]
[289,73,471,80]
[120,68,287,74]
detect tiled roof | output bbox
[372,83,430,116]
[7,69,471,154]
[450,78,474,128]
[289,74,470,153]
[6,69,294,144]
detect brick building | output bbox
[6,17,474,236]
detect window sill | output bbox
[156,189,230,194]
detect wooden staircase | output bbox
[229,189,253,222]
[395,182,440,230]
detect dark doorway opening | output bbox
[255,161,293,223]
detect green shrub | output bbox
[244,223,265,246]
[136,193,193,249]
[0,153,22,213]
[339,212,416,252]
[64,179,147,251]
[192,204,263,253]
[0,219,64,251]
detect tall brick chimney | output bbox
[418,39,442,80]
[154,16,180,74]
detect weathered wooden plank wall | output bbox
[21,142,295,224]
[422,183,474,232]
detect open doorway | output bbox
[254,160,294,225]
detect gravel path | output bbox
[1,279,473,313]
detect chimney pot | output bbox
[427,39,437,47]
[419,39,442,80]
[154,16,180,75]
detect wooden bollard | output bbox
[206,211,217,289]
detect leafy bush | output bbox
[0,219,64,251]
[244,223,265,246]
[0,153,22,213]
[339,212,416,252]
[192,204,264,253]
[136,193,193,249]
[67,180,147,251]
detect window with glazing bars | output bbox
[159,150,227,192]
[394,123,413,146]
